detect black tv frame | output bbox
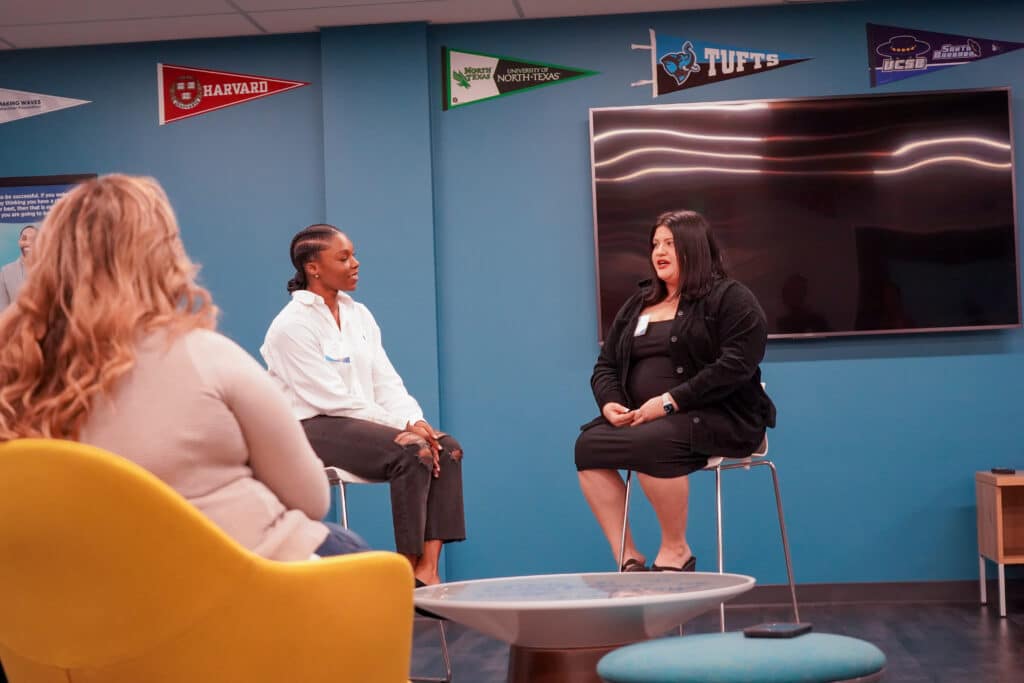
[588,87,1022,341]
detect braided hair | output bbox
[287,224,341,293]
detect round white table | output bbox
[415,571,755,683]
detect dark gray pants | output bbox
[301,415,466,556]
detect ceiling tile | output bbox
[0,0,843,50]
[252,0,519,33]
[235,0,438,12]
[1,14,261,50]
[0,1,236,26]
[518,0,780,18]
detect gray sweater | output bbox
[80,328,329,560]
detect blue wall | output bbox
[2,0,1022,584]
[318,24,444,555]
[0,33,325,349]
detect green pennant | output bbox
[442,47,598,110]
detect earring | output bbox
[314,274,320,279]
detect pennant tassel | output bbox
[629,29,658,99]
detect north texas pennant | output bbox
[0,87,90,125]
[652,33,808,96]
[442,47,596,110]
[867,23,1024,87]
[157,63,309,125]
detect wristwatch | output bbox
[661,392,676,415]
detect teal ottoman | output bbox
[597,632,886,683]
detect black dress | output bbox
[574,278,775,478]
[574,319,709,478]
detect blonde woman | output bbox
[0,174,365,560]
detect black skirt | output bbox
[575,413,709,478]
[576,320,708,478]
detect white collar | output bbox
[291,289,353,307]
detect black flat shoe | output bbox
[651,555,697,572]
[620,558,649,572]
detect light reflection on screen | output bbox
[590,89,1020,340]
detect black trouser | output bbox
[301,415,466,556]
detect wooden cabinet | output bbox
[976,471,1024,617]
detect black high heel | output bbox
[413,578,448,620]
[651,555,697,572]
[620,558,649,572]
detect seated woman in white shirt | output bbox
[261,224,465,586]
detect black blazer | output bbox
[584,277,776,458]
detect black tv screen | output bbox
[589,88,1020,340]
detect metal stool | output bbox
[325,466,452,683]
[617,433,799,631]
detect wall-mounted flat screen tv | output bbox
[590,88,1020,340]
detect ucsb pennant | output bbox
[649,33,808,96]
[867,23,1024,87]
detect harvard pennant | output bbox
[157,63,309,125]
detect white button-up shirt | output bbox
[261,289,424,430]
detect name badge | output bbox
[634,314,650,337]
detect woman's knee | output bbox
[439,434,463,462]
[574,430,602,469]
[393,431,433,471]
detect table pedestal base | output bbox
[506,643,619,683]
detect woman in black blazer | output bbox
[575,210,776,572]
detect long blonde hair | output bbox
[0,174,217,440]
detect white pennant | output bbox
[0,87,90,125]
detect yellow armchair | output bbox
[0,438,413,683]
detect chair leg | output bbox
[979,555,987,605]
[715,466,726,632]
[439,620,452,682]
[998,562,1006,618]
[764,461,800,623]
[329,475,451,681]
[618,470,633,571]
[325,482,339,526]
[410,618,453,683]
[339,481,349,530]
[713,460,801,627]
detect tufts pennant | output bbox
[630,30,809,97]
